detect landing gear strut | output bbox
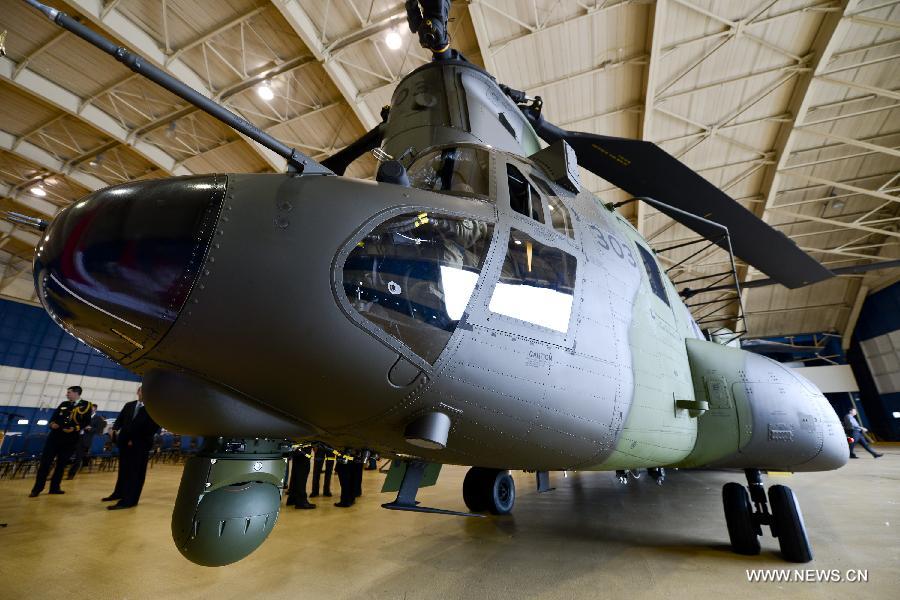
[722,469,812,562]
[463,467,516,515]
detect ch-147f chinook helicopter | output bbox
[17,0,852,567]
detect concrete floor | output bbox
[1,447,897,599]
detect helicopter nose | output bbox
[33,175,226,362]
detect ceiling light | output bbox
[385,30,402,50]
[37,419,48,426]
[17,419,29,425]
[30,186,47,197]
[257,83,274,101]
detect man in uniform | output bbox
[334,449,355,508]
[29,386,92,497]
[103,386,160,509]
[67,403,106,479]
[844,407,883,459]
[286,443,316,509]
[310,443,334,498]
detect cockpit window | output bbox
[488,229,576,333]
[507,164,544,223]
[636,244,670,306]
[532,175,575,239]
[407,147,491,199]
[343,212,494,363]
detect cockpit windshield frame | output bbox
[406,143,493,202]
[334,205,498,371]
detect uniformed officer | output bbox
[333,449,356,508]
[310,443,334,498]
[287,443,315,509]
[30,386,92,497]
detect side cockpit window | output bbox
[636,244,669,306]
[488,229,577,333]
[343,212,494,363]
[507,164,544,223]
[532,176,575,239]
[408,147,491,199]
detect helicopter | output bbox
[17,0,852,567]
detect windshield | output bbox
[407,147,491,199]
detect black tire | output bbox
[769,484,813,563]
[722,482,761,555]
[462,467,489,512]
[488,470,515,515]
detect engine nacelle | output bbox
[678,339,848,472]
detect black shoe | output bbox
[334,501,354,508]
[324,492,332,497]
[66,474,75,480]
[28,491,40,498]
[48,489,65,495]
[309,493,319,498]
[101,495,120,502]
[107,503,135,510]
[295,502,316,509]
[850,454,859,459]
[874,453,884,458]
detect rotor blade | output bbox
[525,113,833,289]
[322,124,385,175]
[684,258,900,296]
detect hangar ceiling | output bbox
[0,0,898,340]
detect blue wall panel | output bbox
[854,282,900,342]
[848,281,900,441]
[0,298,138,381]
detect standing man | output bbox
[103,386,160,509]
[29,386,92,497]
[844,407,883,459]
[333,450,354,508]
[310,443,334,498]
[287,444,316,509]
[67,403,106,479]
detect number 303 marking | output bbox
[590,226,636,268]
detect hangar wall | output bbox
[848,281,900,441]
[0,298,140,438]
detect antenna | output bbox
[23,0,331,175]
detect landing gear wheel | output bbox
[462,467,516,515]
[489,471,515,515]
[463,467,489,512]
[722,482,761,555]
[768,484,813,563]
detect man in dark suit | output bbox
[29,385,92,497]
[103,386,160,509]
